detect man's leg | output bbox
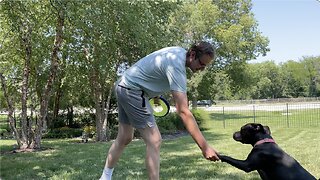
[138,124,162,180]
[106,122,134,167]
[100,122,134,180]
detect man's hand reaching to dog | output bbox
[202,145,220,161]
[172,91,220,162]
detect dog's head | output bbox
[233,123,271,145]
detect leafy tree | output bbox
[169,0,269,104]
[281,60,307,97]
[281,57,320,97]
[198,71,233,100]
[60,0,178,141]
[302,56,320,97]
[1,0,67,149]
[251,61,285,99]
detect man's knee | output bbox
[149,133,162,149]
[116,123,134,146]
[124,136,133,145]
[120,135,133,146]
[154,137,162,149]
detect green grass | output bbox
[1,111,320,180]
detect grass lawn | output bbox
[1,112,320,179]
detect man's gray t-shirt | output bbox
[119,46,187,97]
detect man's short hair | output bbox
[187,41,215,59]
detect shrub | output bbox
[83,125,96,138]
[43,127,82,139]
[191,109,205,125]
[156,113,185,133]
[108,126,118,140]
[155,109,206,133]
[0,128,7,135]
[0,124,10,132]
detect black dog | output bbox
[218,123,316,180]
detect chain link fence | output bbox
[202,98,320,128]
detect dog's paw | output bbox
[217,154,227,162]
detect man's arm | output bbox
[171,91,219,161]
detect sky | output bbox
[250,0,320,64]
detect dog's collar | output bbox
[254,138,275,147]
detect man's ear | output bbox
[263,126,271,135]
[190,50,196,59]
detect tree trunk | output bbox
[103,85,113,141]
[67,106,74,127]
[29,96,36,144]
[91,71,107,142]
[95,100,106,141]
[33,8,64,149]
[20,22,33,149]
[1,20,34,150]
[84,48,109,142]
[52,78,62,128]
[191,87,198,109]
[0,74,21,147]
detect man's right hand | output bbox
[202,145,220,161]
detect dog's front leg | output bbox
[219,154,256,173]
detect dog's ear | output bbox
[263,126,271,135]
[253,123,263,132]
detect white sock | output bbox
[99,167,114,180]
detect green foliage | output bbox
[0,91,6,109]
[231,56,320,99]
[155,109,206,133]
[198,70,233,100]
[191,109,206,128]
[0,115,10,138]
[156,113,184,133]
[43,127,82,139]
[83,125,96,138]
[0,128,7,135]
[74,112,97,127]
[199,56,320,100]
[108,127,119,140]
[1,0,318,150]
[168,0,269,102]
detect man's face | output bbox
[189,53,213,73]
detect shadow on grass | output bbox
[0,144,15,154]
[0,131,260,180]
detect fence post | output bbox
[223,106,225,129]
[286,103,289,128]
[253,105,256,123]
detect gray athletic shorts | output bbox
[115,84,156,129]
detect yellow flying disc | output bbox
[149,97,170,117]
